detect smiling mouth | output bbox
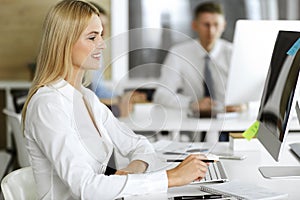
[92,53,101,60]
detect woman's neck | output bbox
[66,67,84,91]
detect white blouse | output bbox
[24,79,168,200]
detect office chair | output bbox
[1,167,37,200]
[2,109,30,167]
[0,151,12,180]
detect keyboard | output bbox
[191,161,229,184]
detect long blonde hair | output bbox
[22,0,99,126]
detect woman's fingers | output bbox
[167,154,209,187]
[183,154,207,162]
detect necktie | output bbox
[204,55,215,99]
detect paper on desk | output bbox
[199,180,288,200]
[168,185,210,198]
[152,140,187,154]
[122,193,168,200]
[152,140,208,154]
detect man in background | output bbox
[154,2,242,117]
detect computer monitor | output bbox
[256,31,300,178]
[225,20,300,106]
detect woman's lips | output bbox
[92,52,101,60]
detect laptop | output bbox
[191,160,229,184]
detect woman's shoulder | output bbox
[28,86,67,111]
[82,86,97,98]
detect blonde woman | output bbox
[22,0,208,199]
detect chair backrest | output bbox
[1,167,37,200]
[3,109,30,167]
[0,151,12,180]
[10,89,28,113]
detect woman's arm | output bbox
[100,104,209,180]
[26,97,167,199]
[26,100,128,199]
[101,106,158,170]
[115,160,148,175]
[115,155,208,188]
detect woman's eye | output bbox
[88,36,96,41]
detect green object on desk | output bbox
[242,121,260,141]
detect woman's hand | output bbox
[166,154,208,187]
[115,170,131,175]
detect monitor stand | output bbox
[259,166,300,179]
[259,142,300,178]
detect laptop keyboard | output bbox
[191,161,229,184]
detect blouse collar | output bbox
[49,79,85,102]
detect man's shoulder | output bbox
[218,39,233,50]
[170,39,201,52]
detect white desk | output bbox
[125,132,300,200]
[0,81,31,148]
[119,103,300,140]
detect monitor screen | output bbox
[257,31,300,161]
[225,20,300,106]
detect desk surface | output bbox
[119,103,300,132]
[126,133,300,200]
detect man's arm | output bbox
[153,51,192,109]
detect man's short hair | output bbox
[194,2,224,19]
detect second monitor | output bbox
[225,20,300,106]
[256,30,300,178]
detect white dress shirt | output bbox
[153,38,232,109]
[24,79,168,200]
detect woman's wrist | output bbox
[120,160,148,174]
[115,169,131,175]
[189,100,195,111]
[166,169,179,187]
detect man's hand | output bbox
[225,104,247,112]
[118,91,147,117]
[191,98,247,114]
[190,97,214,112]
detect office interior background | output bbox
[1,1,300,199]
[0,0,300,154]
[127,0,300,78]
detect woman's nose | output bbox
[97,38,106,49]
